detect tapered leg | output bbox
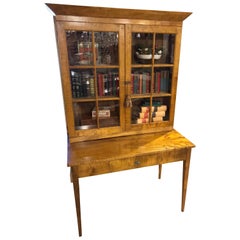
[71,168,82,236]
[158,164,162,179]
[181,148,192,212]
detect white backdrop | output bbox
[1,0,240,239]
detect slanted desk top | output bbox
[69,129,195,176]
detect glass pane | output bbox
[94,32,119,65]
[131,68,151,94]
[152,97,170,121]
[132,33,153,64]
[98,101,120,128]
[131,98,150,124]
[97,69,119,97]
[131,97,170,124]
[70,69,95,98]
[153,67,172,94]
[155,34,175,64]
[74,100,120,130]
[66,31,95,66]
[73,102,97,130]
[132,33,175,64]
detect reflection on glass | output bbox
[66,31,94,65]
[155,34,175,64]
[94,32,119,65]
[66,31,119,66]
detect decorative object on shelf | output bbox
[135,47,163,60]
[92,107,111,118]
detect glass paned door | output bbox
[130,31,176,125]
[66,30,120,130]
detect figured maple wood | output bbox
[181,149,191,211]
[69,129,194,236]
[68,129,195,177]
[71,169,82,237]
[46,3,194,237]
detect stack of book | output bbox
[136,105,167,124]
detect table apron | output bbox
[71,148,190,178]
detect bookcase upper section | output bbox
[47,3,191,143]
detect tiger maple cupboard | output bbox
[46,3,195,237]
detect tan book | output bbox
[139,112,149,118]
[152,117,163,122]
[157,105,167,111]
[136,118,149,124]
[152,111,166,117]
[141,105,167,113]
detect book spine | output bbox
[152,111,166,117]
[136,118,149,124]
[139,112,149,119]
[89,76,95,96]
[139,73,143,94]
[97,73,103,96]
[152,117,163,122]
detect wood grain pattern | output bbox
[71,168,82,236]
[68,129,194,164]
[46,3,191,22]
[68,129,195,177]
[47,3,194,237]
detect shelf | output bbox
[72,97,120,102]
[69,65,120,69]
[152,92,171,97]
[132,64,174,67]
[131,93,171,98]
[76,116,120,129]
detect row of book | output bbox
[131,70,171,94]
[70,71,119,98]
[154,70,171,93]
[131,72,151,94]
[136,105,167,124]
[71,71,95,98]
[71,69,170,98]
[97,72,119,96]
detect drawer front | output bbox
[74,148,188,178]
